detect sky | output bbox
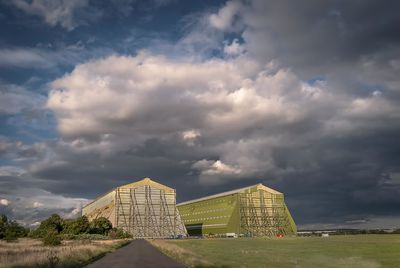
[0,0,400,230]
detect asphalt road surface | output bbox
[86,239,186,268]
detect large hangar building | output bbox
[177,183,296,237]
[82,178,187,238]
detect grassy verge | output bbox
[151,235,400,268]
[0,238,131,268]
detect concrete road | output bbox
[86,239,186,268]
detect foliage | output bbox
[0,214,7,239]
[39,214,63,234]
[0,214,28,241]
[29,214,119,241]
[88,217,113,235]
[62,216,90,235]
[42,232,62,246]
[108,228,132,239]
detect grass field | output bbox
[0,238,129,268]
[151,235,400,268]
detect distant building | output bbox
[82,177,187,238]
[177,183,297,237]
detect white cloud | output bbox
[192,160,243,185]
[193,159,242,175]
[0,187,89,224]
[45,51,400,186]
[0,199,9,206]
[32,201,44,208]
[182,129,201,145]
[11,0,93,31]
[223,39,245,56]
[209,1,242,31]
[0,48,50,68]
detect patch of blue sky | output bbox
[307,76,326,85]
[1,112,57,144]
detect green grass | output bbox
[151,235,400,268]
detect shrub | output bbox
[42,232,62,246]
[4,229,18,242]
[30,214,64,239]
[62,216,89,235]
[0,214,7,239]
[89,217,112,235]
[39,214,63,233]
[108,228,132,239]
[0,215,28,241]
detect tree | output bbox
[39,214,63,234]
[0,214,7,239]
[62,216,89,235]
[89,217,112,235]
[30,214,64,238]
[0,214,28,241]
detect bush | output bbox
[30,214,64,239]
[89,217,112,235]
[0,215,8,239]
[108,228,132,239]
[0,214,28,241]
[62,216,89,235]
[39,214,63,234]
[4,229,18,242]
[42,232,62,246]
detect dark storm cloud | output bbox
[231,0,400,79]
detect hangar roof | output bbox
[83,177,174,209]
[177,183,282,206]
[120,177,175,193]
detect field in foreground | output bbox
[151,235,400,268]
[0,238,129,268]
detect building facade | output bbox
[177,183,296,237]
[82,178,187,238]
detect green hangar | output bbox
[177,183,297,237]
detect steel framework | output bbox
[115,185,186,238]
[239,190,293,236]
[177,183,296,237]
[82,178,187,238]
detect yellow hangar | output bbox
[82,177,187,238]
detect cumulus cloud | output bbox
[41,47,400,227]
[32,201,44,208]
[223,39,245,56]
[209,1,242,31]
[181,129,201,145]
[45,51,400,184]
[193,160,242,184]
[0,199,9,206]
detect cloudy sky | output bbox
[0,0,400,229]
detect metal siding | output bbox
[177,184,297,237]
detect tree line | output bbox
[0,213,131,246]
